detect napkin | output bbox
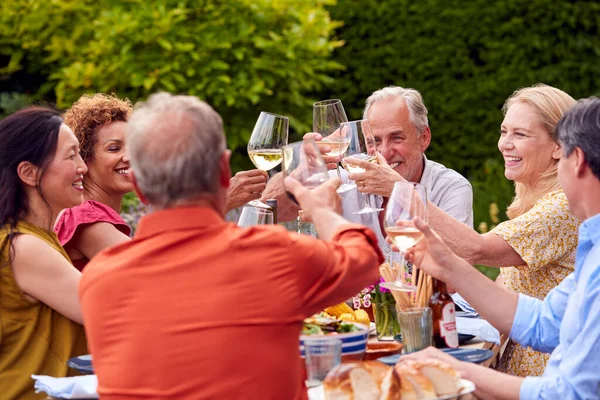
[451,293,477,314]
[32,374,98,399]
[456,317,500,345]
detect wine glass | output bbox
[248,112,289,172]
[339,119,384,214]
[313,99,349,190]
[237,206,274,227]
[281,139,330,205]
[380,181,427,291]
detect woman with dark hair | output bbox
[0,107,88,399]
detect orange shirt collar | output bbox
[135,206,225,239]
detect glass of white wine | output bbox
[237,206,274,227]
[248,112,289,172]
[313,99,350,190]
[380,181,427,291]
[282,139,330,205]
[339,119,384,214]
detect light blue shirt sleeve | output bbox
[510,274,574,353]
[516,273,600,399]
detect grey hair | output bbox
[127,92,226,208]
[363,86,429,135]
[557,97,600,180]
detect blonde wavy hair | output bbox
[502,84,576,219]
[63,93,132,162]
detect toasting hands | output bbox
[226,169,269,211]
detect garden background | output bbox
[3,0,600,278]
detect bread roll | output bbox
[324,359,462,399]
[324,362,390,400]
[408,359,461,396]
[394,361,436,399]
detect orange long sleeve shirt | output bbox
[79,206,383,399]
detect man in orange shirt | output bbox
[79,93,384,400]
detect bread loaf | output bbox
[406,359,461,396]
[394,361,436,399]
[324,361,390,400]
[323,359,463,399]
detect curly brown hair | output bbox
[63,93,133,162]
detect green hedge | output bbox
[327,0,600,178]
[0,0,342,170]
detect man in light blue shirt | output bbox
[400,97,600,399]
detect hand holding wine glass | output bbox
[248,112,289,172]
[338,119,384,213]
[303,132,343,170]
[313,99,349,182]
[281,139,331,205]
[380,181,428,291]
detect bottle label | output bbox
[439,303,459,348]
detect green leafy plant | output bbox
[1,0,343,172]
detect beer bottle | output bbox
[266,199,278,225]
[428,278,459,348]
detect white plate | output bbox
[307,378,475,400]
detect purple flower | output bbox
[363,299,371,308]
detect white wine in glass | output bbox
[315,138,352,158]
[313,99,350,191]
[248,149,285,171]
[380,181,427,292]
[339,119,384,214]
[247,112,289,171]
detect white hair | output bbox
[363,86,429,135]
[127,92,226,208]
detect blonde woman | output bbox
[395,84,579,377]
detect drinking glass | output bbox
[380,181,427,291]
[313,99,349,190]
[247,112,289,172]
[397,307,433,353]
[237,206,274,227]
[339,119,384,214]
[304,338,342,388]
[281,140,330,205]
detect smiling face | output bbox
[499,102,561,186]
[367,97,430,182]
[84,121,133,196]
[41,124,87,213]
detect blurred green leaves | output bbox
[1,0,342,171]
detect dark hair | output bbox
[557,97,600,180]
[0,107,63,254]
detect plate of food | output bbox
[308,359,475,400]
[301,313,369,359]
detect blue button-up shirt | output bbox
[510,213,600,399]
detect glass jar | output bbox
[374,301,401,340]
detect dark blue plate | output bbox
[394,333,475,345]
[67,354,94,374]
[377,347,494,366]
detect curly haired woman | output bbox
[54,94,133,271]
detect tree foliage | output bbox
[0,0,342,169]
[327,0,600,178]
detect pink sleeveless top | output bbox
[54,200,131,271]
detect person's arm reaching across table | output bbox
[284,176,384,315]
[400,217,598,399]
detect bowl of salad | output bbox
[300,313,369,360]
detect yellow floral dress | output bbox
[491,190,578,377]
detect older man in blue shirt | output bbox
[399,97,600,399]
